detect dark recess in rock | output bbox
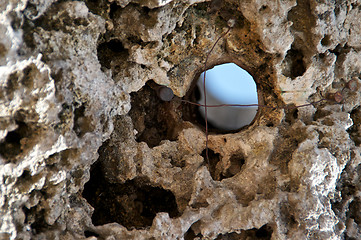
[215,224,273,239]
[331,162,361,239]
[201,149,221,181]
[181,83,203,125]
[185,221,203,240]
[109,2,121,19]
[97,39,129,70]
[220,153,245,180]
[347,106,361,146]
[84,0,111,18]
[0,123,23,160]
[73,104,94,137]
[321,34,331,46]
[22,206,49,235]
[282,46,306,79]
[82,162,180,229]
[348,199,361,225]
[0,120,34,162]
[329,43,350,57]
[129,81,180,148]
[84,230,99,238]
[284,106,299,124]
[184,224,202,240]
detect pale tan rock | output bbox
[1,0,361,239]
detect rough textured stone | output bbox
[1,0,361,239]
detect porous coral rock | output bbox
[1,0,361,239]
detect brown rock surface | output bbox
[1,0,360,239]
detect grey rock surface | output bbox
[1,0,360,239]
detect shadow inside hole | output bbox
[347,106,361,146]
[0,120,33,162]
[97,39,129,70]
[184,226,202,240]
[185,220,203,240]
[219,153,245,180]
[215,224,273,240]
[129,81,180,148]
[201,149,221,181]
[18,170,31,180]
[0,125,23,159]
[83,0,112,18]
[109,2,122,19]
[280,203,299,232]
[321,34,331,46]
[22,205,49,235]
[82,161,180,229]
[84,231,99,238]
[73,104,94,137]
[284,106,299,124]
[282,45,306,79]
[255,224,273,239]
[215,232,243,240]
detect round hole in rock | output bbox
[197,63,258,131]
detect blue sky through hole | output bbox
[197,63,258,130]
[200,63,258,105]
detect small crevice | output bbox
[201,149,221,181]
[329,43,350,57]
[347,106,361,146]
[184,226,202,240]
[219,153,245,181]
[185,221,203,239]
[282,45,306,79]
[84,230,99,238]
[73,104,94,137]
[269,125,308,174]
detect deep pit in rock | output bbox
[128,81,183,148]
[82,161,180,229]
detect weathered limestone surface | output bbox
[1,0,361,239]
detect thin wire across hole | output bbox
[179,22,350,165]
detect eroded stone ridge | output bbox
[1,0,360,239]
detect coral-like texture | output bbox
[1,0,361,239]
